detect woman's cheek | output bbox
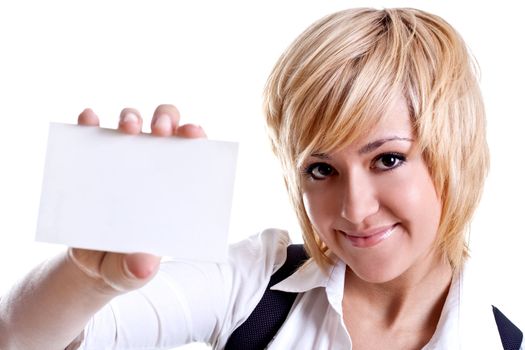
[302,189,334,232]
[381,164,441,238]
[302,191,321,227]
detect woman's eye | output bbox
[372,153,406,171]
[304,163,334,180]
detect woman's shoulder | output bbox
[227,228,293,275]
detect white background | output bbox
[0,1,523,349]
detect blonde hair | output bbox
[263,8,489,270]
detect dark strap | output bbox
[224,244,308,350]
[493,306,523,350]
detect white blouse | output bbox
[76,229,509,349]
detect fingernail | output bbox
[123,254,157,279]
[122,112,139,124]
[154,114,171,130]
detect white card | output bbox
[35,123,238,262]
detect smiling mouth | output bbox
[340,224,397,248]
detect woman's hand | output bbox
[70,104,206,294]
[0,104,207,350]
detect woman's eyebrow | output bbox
[358,136,413,154]
[311,153,330,159]
[309,136,413,159]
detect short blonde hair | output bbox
[263,8,489,270]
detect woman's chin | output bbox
[347,262,408,285]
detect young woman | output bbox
[1,7,520,350]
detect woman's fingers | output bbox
[78,108,100,126]
[151,104,180,136]
[118,108,143,135]
[80,105,205,139]
[176,124,207,138]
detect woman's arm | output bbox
[0,250,146,349]
[0,105,205,349]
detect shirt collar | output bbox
[422,266,461,349]
[272,254,505,349]
[270,258,333,293]
[270,255,347,314]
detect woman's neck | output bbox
[342,252,453,348]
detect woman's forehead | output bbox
[356,98,413,144]
[314,93,414,155]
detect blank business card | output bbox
[36,123,238,262]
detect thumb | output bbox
[100,253,161,293]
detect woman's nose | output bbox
[340,170,379,224]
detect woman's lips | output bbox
[340,225,397,248]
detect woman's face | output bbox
[301,95,442,283]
